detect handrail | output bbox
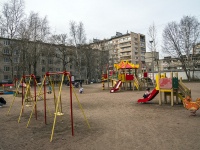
[178,77,191,97]
[134,76,140,90]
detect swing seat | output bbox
[54,112,64,116]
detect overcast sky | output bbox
[1,0,200,52]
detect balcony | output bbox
[119,38,131,44]
[119,48,131,53]
[121,58,131,62]
[120,55,131,58]
[120,52,131,57]
[119,42,131,48]
[140,42,145,47]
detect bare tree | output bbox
[94,40,109,73]
[16,19,29,77]
[162,16,200,80]
[147,22,158,52]
[79,44,100,83]
[27,12,50,75]
[147,22,159,73]
[0,0,25,39]
[69,21,86,80]
[0,0,25,79]
[49,34,73,71]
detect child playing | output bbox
[79,87,84,94]
[143,88,151,98]
[0,97,6,107]
[47,85,52,94]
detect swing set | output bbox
[7,71,90,142]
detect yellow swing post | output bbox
[26,75,47,128]
[7,77,23,115]
[18,76,32,123]
[67,75,91,129]
[25,84,33,107]
[49,76,57,110]
[50,74,65,142]
[48,76,63,115]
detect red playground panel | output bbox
[2,84,14,87]
[144,72,148,78]
[159,78,172,89]
[125,74,134,80]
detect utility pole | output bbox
[149,40,154,84]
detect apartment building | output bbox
[111,32,146,68]
[92,32,146,73]
[159,55,200,72]
[0,37,105,83]
[145,51,159,72]
[0,37,72,82]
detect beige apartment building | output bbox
[92,32,146,73]
[0,37,72,82]
[0,37,106,83]
[145,51,159,72]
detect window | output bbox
[14,66,19,71]
[42,67,45,72]
[164,67,168,70]
[14,50,19,55]
[41,60,45,65]
[49,68,53,71]
[177,67,182,70]
[140,42,145,47]
[48,59,53,64]
[4,57,9,63]
[14,58,19,63]
[4,40,10,45]
[56,68,60,71]
[3,48,10,54]
[4,75,9,79]
[4,66,10,71]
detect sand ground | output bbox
[0,82,200,150]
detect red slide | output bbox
[110,80,122,93]
[137,88,159,103]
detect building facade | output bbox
[0,37,104,83]
[0,37,73,82]
[92,32,146,73]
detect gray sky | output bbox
[1,0,200,52]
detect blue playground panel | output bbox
[0,91,14,95]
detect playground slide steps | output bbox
[178,92,184,101]
[134,77,141,90]
[134,81,139,90]
[178,80,191,100]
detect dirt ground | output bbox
[1,82,200,150]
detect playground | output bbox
[1,81,200,150]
